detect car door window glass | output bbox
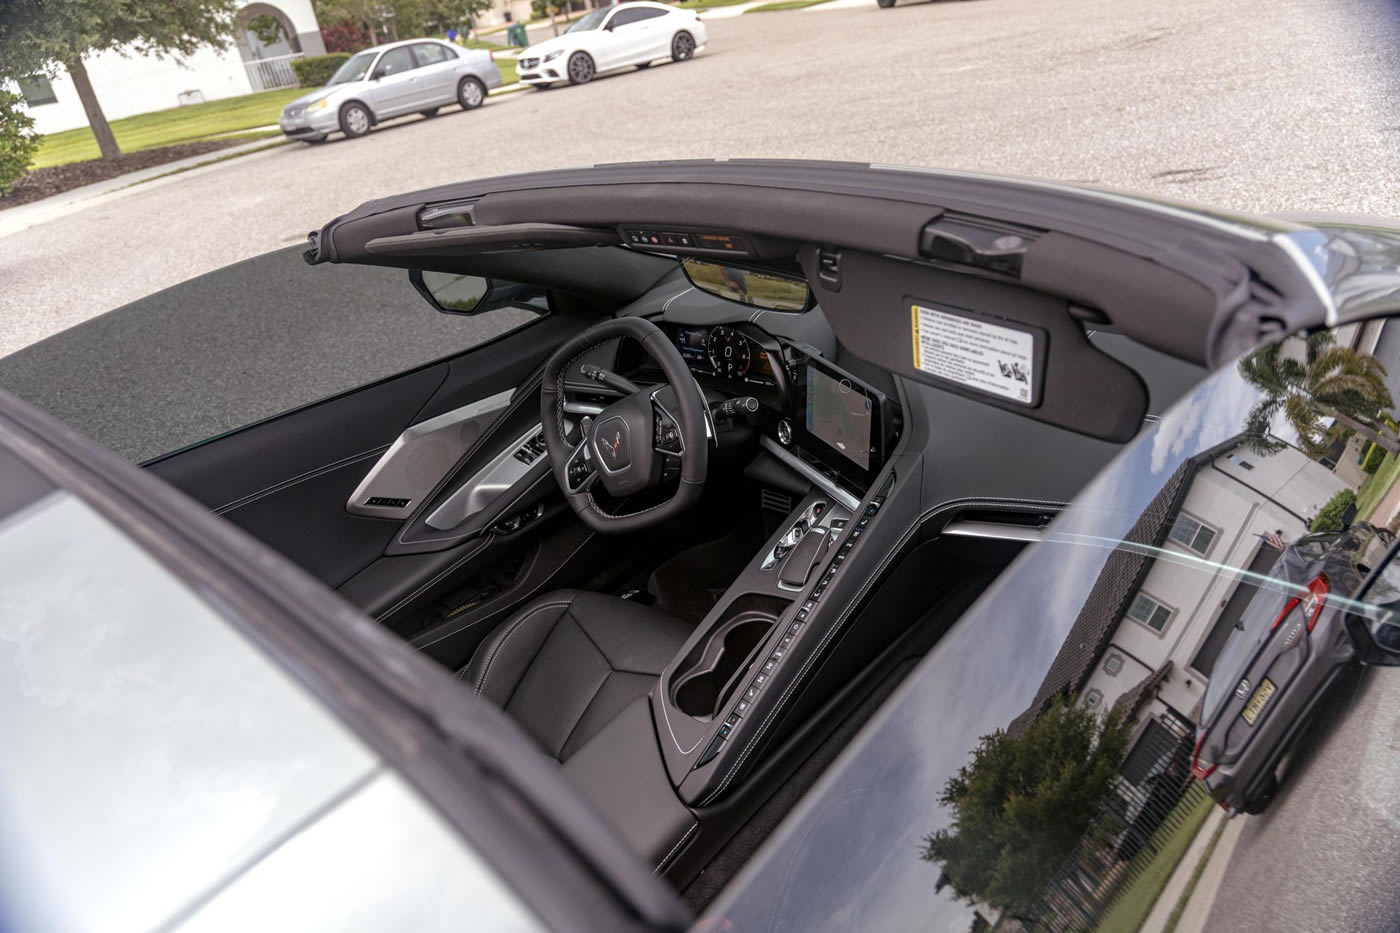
[608,9,644,28]
[376,47,416,78]
[703,316,1400,932]
[631,8,668,21]
[413,42,457,65]
[0,247,547,463]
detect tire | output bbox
[338,102,372,139]
[671,31,695,62]
[877,0,896,7]
[1242,775,1279,815]
[420,106,440,118]
[457,76,486,110]
[566,51,595,85]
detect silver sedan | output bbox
[278,38,501,143]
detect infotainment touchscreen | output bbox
[805,365,874,471]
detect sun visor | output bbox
[802,246,1149,443]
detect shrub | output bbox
[1363,443,1387,475]
[292,53,351,88]
[0,89,41,197]
[1310,489,1358,532]
[321,20,370,54]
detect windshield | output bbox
[565,9,609,33]
[327,50,376,85]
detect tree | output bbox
[0,0,240,162]
[0,89,42,196]
[922,698,1131,921]
[1239,332,1399,457]
[428,0,493,35]
[247,13,289,47]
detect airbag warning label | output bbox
[910,303,1035,405]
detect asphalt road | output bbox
[1202,666,1400,933]
[3,0,1399,362]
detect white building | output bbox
[10,1,325,136]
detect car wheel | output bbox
[877,0,896,7]
[457,76,486,110]
[1243,775,1279,815]
[671,31,695,62]
[420,106,440,118]
[567,51,595,85]
[338,102,372,139]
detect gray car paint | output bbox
[0,491,541,933]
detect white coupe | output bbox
[516,1,707,87]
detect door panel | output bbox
[411,43,461,104]
[147,313,588,589]
[368,46,422,114]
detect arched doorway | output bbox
[235,3,305,90]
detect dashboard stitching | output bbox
[373,534,495,622]
[699,495,1067,805]
[213,446,388,514]
[661,286,694,312]
[473,599,574,698]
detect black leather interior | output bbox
[463,589,694,762]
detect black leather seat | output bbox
[462,589,693,763]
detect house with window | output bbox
[1011,434,1353,791]
[9,1,325,136]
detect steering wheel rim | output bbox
[540,317,709,533]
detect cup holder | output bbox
[670,594,790,721]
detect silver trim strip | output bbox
[758,436,861,511]
[347,390,513,520]
[941,520,1045,543]
[424,424,545,531]
[564,400,605,416]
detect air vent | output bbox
[365,496,412,509]
[760,489,794,514]
[816,245,842,291]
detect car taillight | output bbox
[1302,574,1329,631]
[1190,730,1217,779]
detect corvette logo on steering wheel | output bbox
[608,432,622,459]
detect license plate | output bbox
[1241,678,1276,725]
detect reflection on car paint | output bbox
[705,321,1400,932]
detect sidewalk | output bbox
[1140,809,1246,933]
[0,136,287,241]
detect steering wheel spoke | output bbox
[563,438,598,494]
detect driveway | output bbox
[1200,666,1400,933]
[2,0,1398,360]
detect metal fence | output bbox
[244,53,305,91]
[1023,712,1208,932]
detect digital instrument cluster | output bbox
[670,325,778,387]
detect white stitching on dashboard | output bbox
[214,446,387,514]
[373,534,495,622]
[654,822,697,874]
[661,287,694,313]
[473,599,573,697]
[698,495,1067,805]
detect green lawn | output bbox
[1092,789,1214,933]
[1356,451,1400,521]
[744,0,833,10]
[496,58,519,86]
[35,88,306,169]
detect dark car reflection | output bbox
[1192,523,1397,813]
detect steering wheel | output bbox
[541,317,710,533]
